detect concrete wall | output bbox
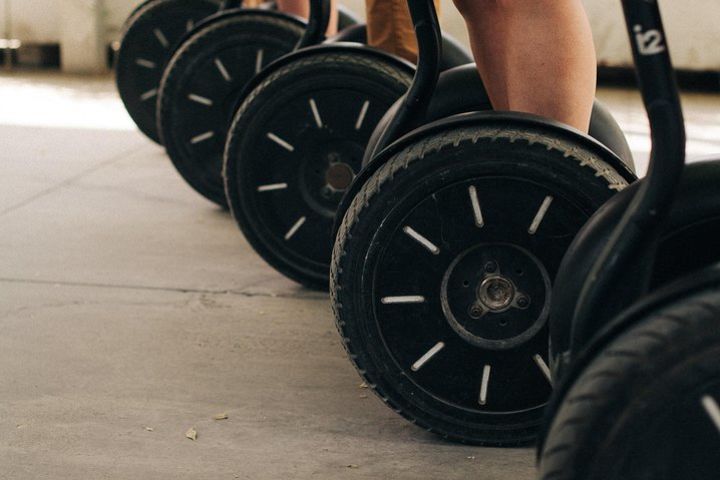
[3,0,720,73]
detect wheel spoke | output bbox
[153,28,170,48]
[190,131,215,144]
[411,342,445,372]
[284,216,307,241]
[355,100,370,130]
[267,133,295,152]
[308,99,324,128]
[528,195,554,235]
[533,354,552,384]
[214,58,232,82]
[403,226,441,255]
[188,93,213,106]
[478,364,492,406]
[140,88,158,101]
[257,183,288,192]
[701,395,720,435]
[135,58,156,69]
[381,295,426,304]
[468,185,485,228]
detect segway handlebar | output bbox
[297,0,330,48]
[373,0,442,151]
[571,0,686,348]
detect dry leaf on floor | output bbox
[185,427,197,441]
[359,382,368,389]
[213,413,229,421]
[144,426,154,432]
[346,464,359,469]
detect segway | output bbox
[329,1,638,445]
[222,0,635,292]
[115,0,357,144]
[538,1,720,477]
[157,0,365,207]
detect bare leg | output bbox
[453,0,596,132]
[276,0,338,36]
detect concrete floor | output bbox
[0,71,719,480]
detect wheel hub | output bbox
[325,161,355,191]
[300,135,361,217]
[441,243,551,350]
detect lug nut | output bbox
[516,296,530,309]
[468,304,484,319]
[484,261,498,273]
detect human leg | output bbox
[276,0,338,35]
[453,0,597,132]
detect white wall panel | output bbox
[4,0,720,72]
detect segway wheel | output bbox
[331,124,630,445]
[224,51,413,289]
[159,13,304,206]
[539,288,720,479]
[116,0,222,144]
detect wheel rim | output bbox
[234,77,409,283]
[116,0,221,144]
[370,176,592,414]
[161,16,301,205]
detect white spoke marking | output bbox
[411,342,445,372]
[355,100,370,130]
[701,395,720,435]
[190,131,215,144]
[381,296,426,305]
[533,354,553,384]
[186,19,194,32]
[135,58,156,69]
[188,94,213,106]
[214,58,232,82]
[284,216,307,241]
[140,88,158,101]
[468,186,484,228]
[403,226,440,255]
[257,183,288,192]
[529,195,554,235]
[479,364,492,405]
[309,99,323,128]
[255,49,264,73]
[153,28,170,48]
[267,133,295,152]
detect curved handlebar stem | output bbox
[297,0,330,48]
[571,0,686,349]
[373,0,442,151]
[219,0,243,10]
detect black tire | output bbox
[116,0,222,144]
[539,287,720,480]
[159,13,304,206]
[331,125,630,445]
[224,51,412,289]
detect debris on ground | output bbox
[346,464,359,469]
[185,427,198,441]
[144,426,154,432]
[359,382,368,389]
[213,413,229,420]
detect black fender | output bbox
[549,159,720,379]
[335,110,637,237]
[228,42,417,121]
[171,8,307,58]
[363,64,635,170]
[538,259,720,456]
